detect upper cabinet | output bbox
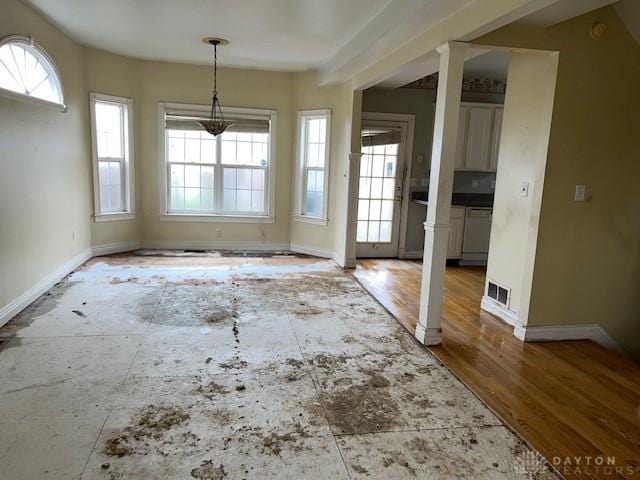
[455,103,503,172]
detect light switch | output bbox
[575,184,586,201]
[520,182,529,197]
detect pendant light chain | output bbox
[199,38,232,136]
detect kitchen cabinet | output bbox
[447,206,465,260]
[454,103,503,172]
[489,108,503,171]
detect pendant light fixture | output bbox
[199,38,232,136]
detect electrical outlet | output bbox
[520,182,529,197]
[216,228,222,240]
[490,180,496,190]
[574,184,586,202]
[72,230,76,241]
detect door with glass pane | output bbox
[356,123,406,258]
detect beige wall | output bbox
[0,0,91,311]
[479,7,640,358]
[290,72,358,261]
[83,48,141,248]
[485,51,558,320]
[136,61,294,249]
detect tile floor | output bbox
[0,252,559,479]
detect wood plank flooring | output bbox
[353,259,640,480]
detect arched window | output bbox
[0,35,65,108]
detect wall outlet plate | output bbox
[520,182,529,197]
[574,184,586,201]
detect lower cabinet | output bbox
[447,206,465,260]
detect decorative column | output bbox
[415,42,467,345]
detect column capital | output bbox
[436,41,471,54]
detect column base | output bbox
[414,324,442,346]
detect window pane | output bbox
[369,200,382,221]
[382,178,395,199]
[305,191,319,217]
[99,187,109,211]
[237,189,251,211]
[222,139,236,164]
[201,138,215,163]
[184,137,200,163]
[367,221,380,242]
[360,156,371,178]
[109,162,121,186]
[358,178,370,199]
[316,144,326,168]
[201,189,214,210]
[223,189,236,211]
[223,168,236,189]
[308,119,321,143]
[370,178,383,198]
[185,188,200,210]
[109,185,122,210]
[95,102,122,158]
[384,157,396,177]
[371,156,384,177]
[314,170,324,193]
[98,162,109,186]
[251,169,265,190]
[170,187,185,210]
[201,166,214,189]
[252,142,267,166]
[379,221,392,242]
[307,144,319,168]
[252,191,264,212]
[356,221,368,242]
[357,200,369,221]
[168,134,185,163]
[170,164,185,187]
[185,165,200,188]
[237,168,251,189]
[381,200,393,221]
[237,141,251,164]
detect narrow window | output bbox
[90,93,135,220]
[295,110,331,223]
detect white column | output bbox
[415,42,467,346]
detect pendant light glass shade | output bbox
[199,39,232,136]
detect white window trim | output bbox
[293,109,331,225]
[89,92,136,222]
[158,102,277,224]
[0,35,66,112]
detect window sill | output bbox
[0,87,66,112]
[292,215,328,226]
[94,212,136,222]
[160,213,275,224]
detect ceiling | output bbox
[24,0,392,70]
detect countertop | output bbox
[411,192,494,208]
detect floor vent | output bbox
[487,280,510,308]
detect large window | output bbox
[294,110,331,224]
[161,104,276,221]
[0,35,64,109]
[90,93,135,221]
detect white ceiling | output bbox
[24,0,392,70]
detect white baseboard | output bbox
[142,240,290,251]
[91,241,140,257]
[516,323,625,355]
[481,296,625,355]
[481,296,521,328]
[0,248,92,327]
[289,243,333,259]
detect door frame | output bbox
[359,112,415,259]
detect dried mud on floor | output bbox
[0,252,559,479]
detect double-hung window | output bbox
[294,110,331,224]
[160,104,276,222]
[89,93,135,221]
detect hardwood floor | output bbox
[353,259,640,480]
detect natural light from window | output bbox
[0,38,64,106]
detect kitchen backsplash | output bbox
[414,171,497,195]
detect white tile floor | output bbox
[0,253,559,479]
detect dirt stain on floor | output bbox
[190,460,227,479]
[103,405,191,458]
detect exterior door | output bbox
[356,122,407,258]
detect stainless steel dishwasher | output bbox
[461,207,492,265]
